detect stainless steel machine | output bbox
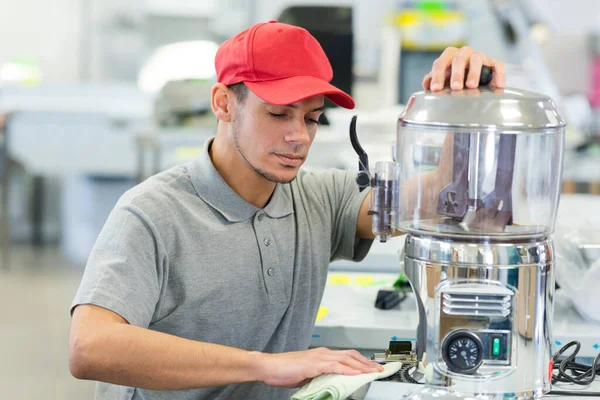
[351,69,566,399]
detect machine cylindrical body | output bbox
[404,234,554,398]
[393,87,565,400]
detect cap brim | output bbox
[244,75,355,109]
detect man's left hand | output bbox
[422,46,506,92]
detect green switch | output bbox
[492,337,501,356]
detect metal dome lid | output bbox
[399,86,566,130]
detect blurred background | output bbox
[1,0,600,398]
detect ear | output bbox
[211,83,233,123]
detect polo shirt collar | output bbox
[187,138,294,222]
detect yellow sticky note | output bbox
[328,274,350,285]
[354,276,374,286]
[175,146,203,160]
[316,306,329,322]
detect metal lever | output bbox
[468,134,516,230]
[437,133,470,219]
[436,66,497,221]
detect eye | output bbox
[268,112,287,118]
[306,117,320,125]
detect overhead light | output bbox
[0,58,42,86]
[530,23,549,44]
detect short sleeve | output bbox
[70,204,165,328]
[302,169,373,262]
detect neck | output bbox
[210,127,276,209]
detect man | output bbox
[69,21,505,399]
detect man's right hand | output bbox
[256,347,384,388]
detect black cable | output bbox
[548,390,600,397]
[399,363,420,384]
[552,341,600,386]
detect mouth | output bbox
[274,153,305,167]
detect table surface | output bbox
[364,380,600,399]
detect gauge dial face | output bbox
[443,332,483,373]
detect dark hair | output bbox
[228,82,249,104]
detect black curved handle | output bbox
[350,115,368,172]
[349,115,371,192]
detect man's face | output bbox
[231,90,324,184]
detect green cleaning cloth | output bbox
[290,362,402,400]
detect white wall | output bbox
[87,0,146,81]
[524,0,600,95]
[527,0,600,34]
[0,0,597,88]
[146,0,216,17]
[253,0,350,24]
[0,0,219,84]
[88,0,218,82]
[0,0,82,83]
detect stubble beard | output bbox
[231,113,298,184]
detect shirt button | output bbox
[258,213,264,221]
[264,238,271,246]
[267,268,275,276]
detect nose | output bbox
[284,119,311,145]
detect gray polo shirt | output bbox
[71,138,373,400]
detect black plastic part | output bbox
[501,21,518,45]
[389,341,412,354]
[479,65,493,86]
[375,290,402,310]
[463,65,493,87]
[356,171,371,188]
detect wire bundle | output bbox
[549,341,600,397]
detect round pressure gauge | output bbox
[442,330,484,374]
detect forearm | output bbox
[70,317,263,390]
[399,168,446,222]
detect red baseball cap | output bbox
[215,20,355,109]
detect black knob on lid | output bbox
[479,65,493,86]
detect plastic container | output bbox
[394,87,566,240]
